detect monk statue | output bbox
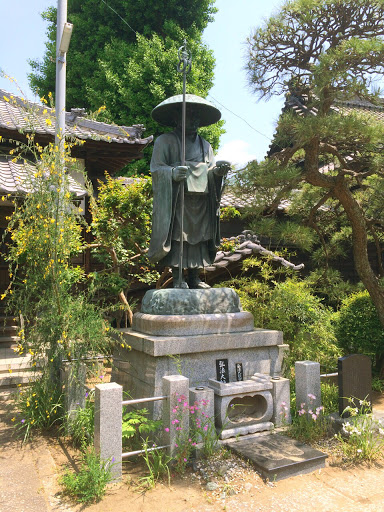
[148,94,231,289]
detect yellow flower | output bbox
[3,95,9,102]
[45,118,52,126]
[11,417,15,422]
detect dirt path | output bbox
[1,389,384,512]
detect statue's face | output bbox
[175,106,200,134]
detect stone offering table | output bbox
[112,288,289,426]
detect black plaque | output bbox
[216,358,229,383]
[235,363,244,381]
[338,354,372,417]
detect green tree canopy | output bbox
[241,0,384,327]
[29,0,223,171]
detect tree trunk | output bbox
[304,144,384,329]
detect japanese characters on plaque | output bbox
[235,362,244,381]
[216,358,229,383]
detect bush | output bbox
[265,280,341,373]
[334,290,384,374]
[219,258,341,373]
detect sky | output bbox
[0,0,285,166]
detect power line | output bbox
[99,1,273,147]
[100,0,137,36]
[208,94,272,141]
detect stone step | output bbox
[0,315,19,326]
[224,433,327,481]
[0,325,19,334]
[0,370,40,388]
[0,335,21,347]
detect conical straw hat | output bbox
[151,94,221,127]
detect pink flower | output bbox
[183,402,188,407]
[183,458,187,462]
[164,427,170,432]
[174,443,178,448]
[204,425,208,431]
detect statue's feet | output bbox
[188,279,210,289]
[173,281,189,289]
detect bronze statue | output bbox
[148,94,230,288]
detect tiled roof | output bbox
[0,88,153,147]
[0,156,86,197]
[205,231,304,273]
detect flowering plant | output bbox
[288,393,328,443]
[335,396,384,462]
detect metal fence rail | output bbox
[121,394,169,458]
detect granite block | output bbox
[162,375,190,456]
[271,377,291,427]
[189,386,215,443]
[295,360,321,411]
[132,311,254,336]
[94,383,122,482]
[116,328,283,357]
[220,422,273,440]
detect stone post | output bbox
[162,375,189,456]
[61,362,86,422]
[271,377,291,426]
[189,386,215,445]
[94,382,122,482]
[295,361,321,413]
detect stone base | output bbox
[112,327,287,419]
[132,311,254,336]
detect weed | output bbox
[13,376,63,442]
[61,390,94,449]
[139,439,172,489]
[60,449,112,504]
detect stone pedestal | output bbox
[112,288,289,428]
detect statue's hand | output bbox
[213,160,231,176]
[172,165,189,181]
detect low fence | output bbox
[93,375,214,482]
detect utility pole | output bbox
[55,0,73,163]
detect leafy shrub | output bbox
[251,278,340,372]
[122,407,162,450]
[334,290,384,373]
